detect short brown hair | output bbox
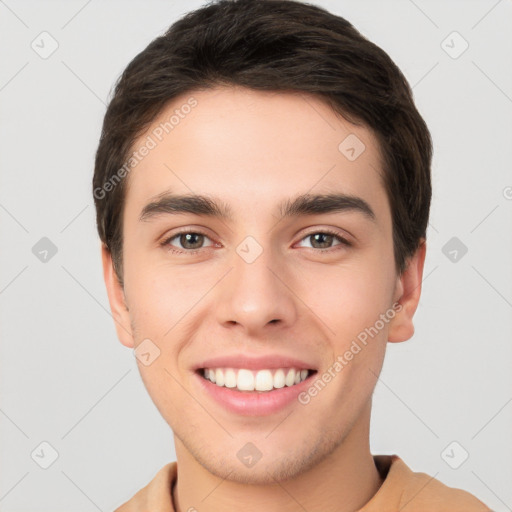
[93,0,432,285]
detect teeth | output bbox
[273,369,285,389]
[202,367,311,392]
[224,368,237,388]
[237,369,254,391]
[285,369,295,387]
[255,370,273,391]
[215,368,224,387]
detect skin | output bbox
[102,86,426,512]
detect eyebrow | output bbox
[139,192,376,223]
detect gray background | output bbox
[1,0,511,510]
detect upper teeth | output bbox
[203,368,310,392]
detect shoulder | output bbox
[113,462,177,512]
[396,460,491,511]
[362,454,491,512]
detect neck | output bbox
[172,402,382,512]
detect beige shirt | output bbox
[114,454,491,511]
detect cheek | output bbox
[295,258,395,340]
[126,267,193,414]
[124,259,197,335]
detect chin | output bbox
[196,440,332,485]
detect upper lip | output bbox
[194,354,318,371]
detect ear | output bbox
[101,244,134,348]
[387,239,427,343]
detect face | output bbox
[103,86,425,484]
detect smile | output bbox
[194,366,318,416]
[201,367,314,392]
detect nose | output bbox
[214,243,298,335]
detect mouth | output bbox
[192,354,319,415]
[196,367,318,393]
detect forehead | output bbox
[124,86,390,227]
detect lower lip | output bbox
[194,371,316,416]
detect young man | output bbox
[93,1,491,510]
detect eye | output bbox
[162,230,216,253]
[296,230,351,251]
[160,228,351,255]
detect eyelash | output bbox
[160,228,352,255]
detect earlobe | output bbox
[101,244,134,348]
[387,239,427,344]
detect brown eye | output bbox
[178,232,205,250]
[309,233,335,249]
[163,231,215,253]
[297,230,351,251]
